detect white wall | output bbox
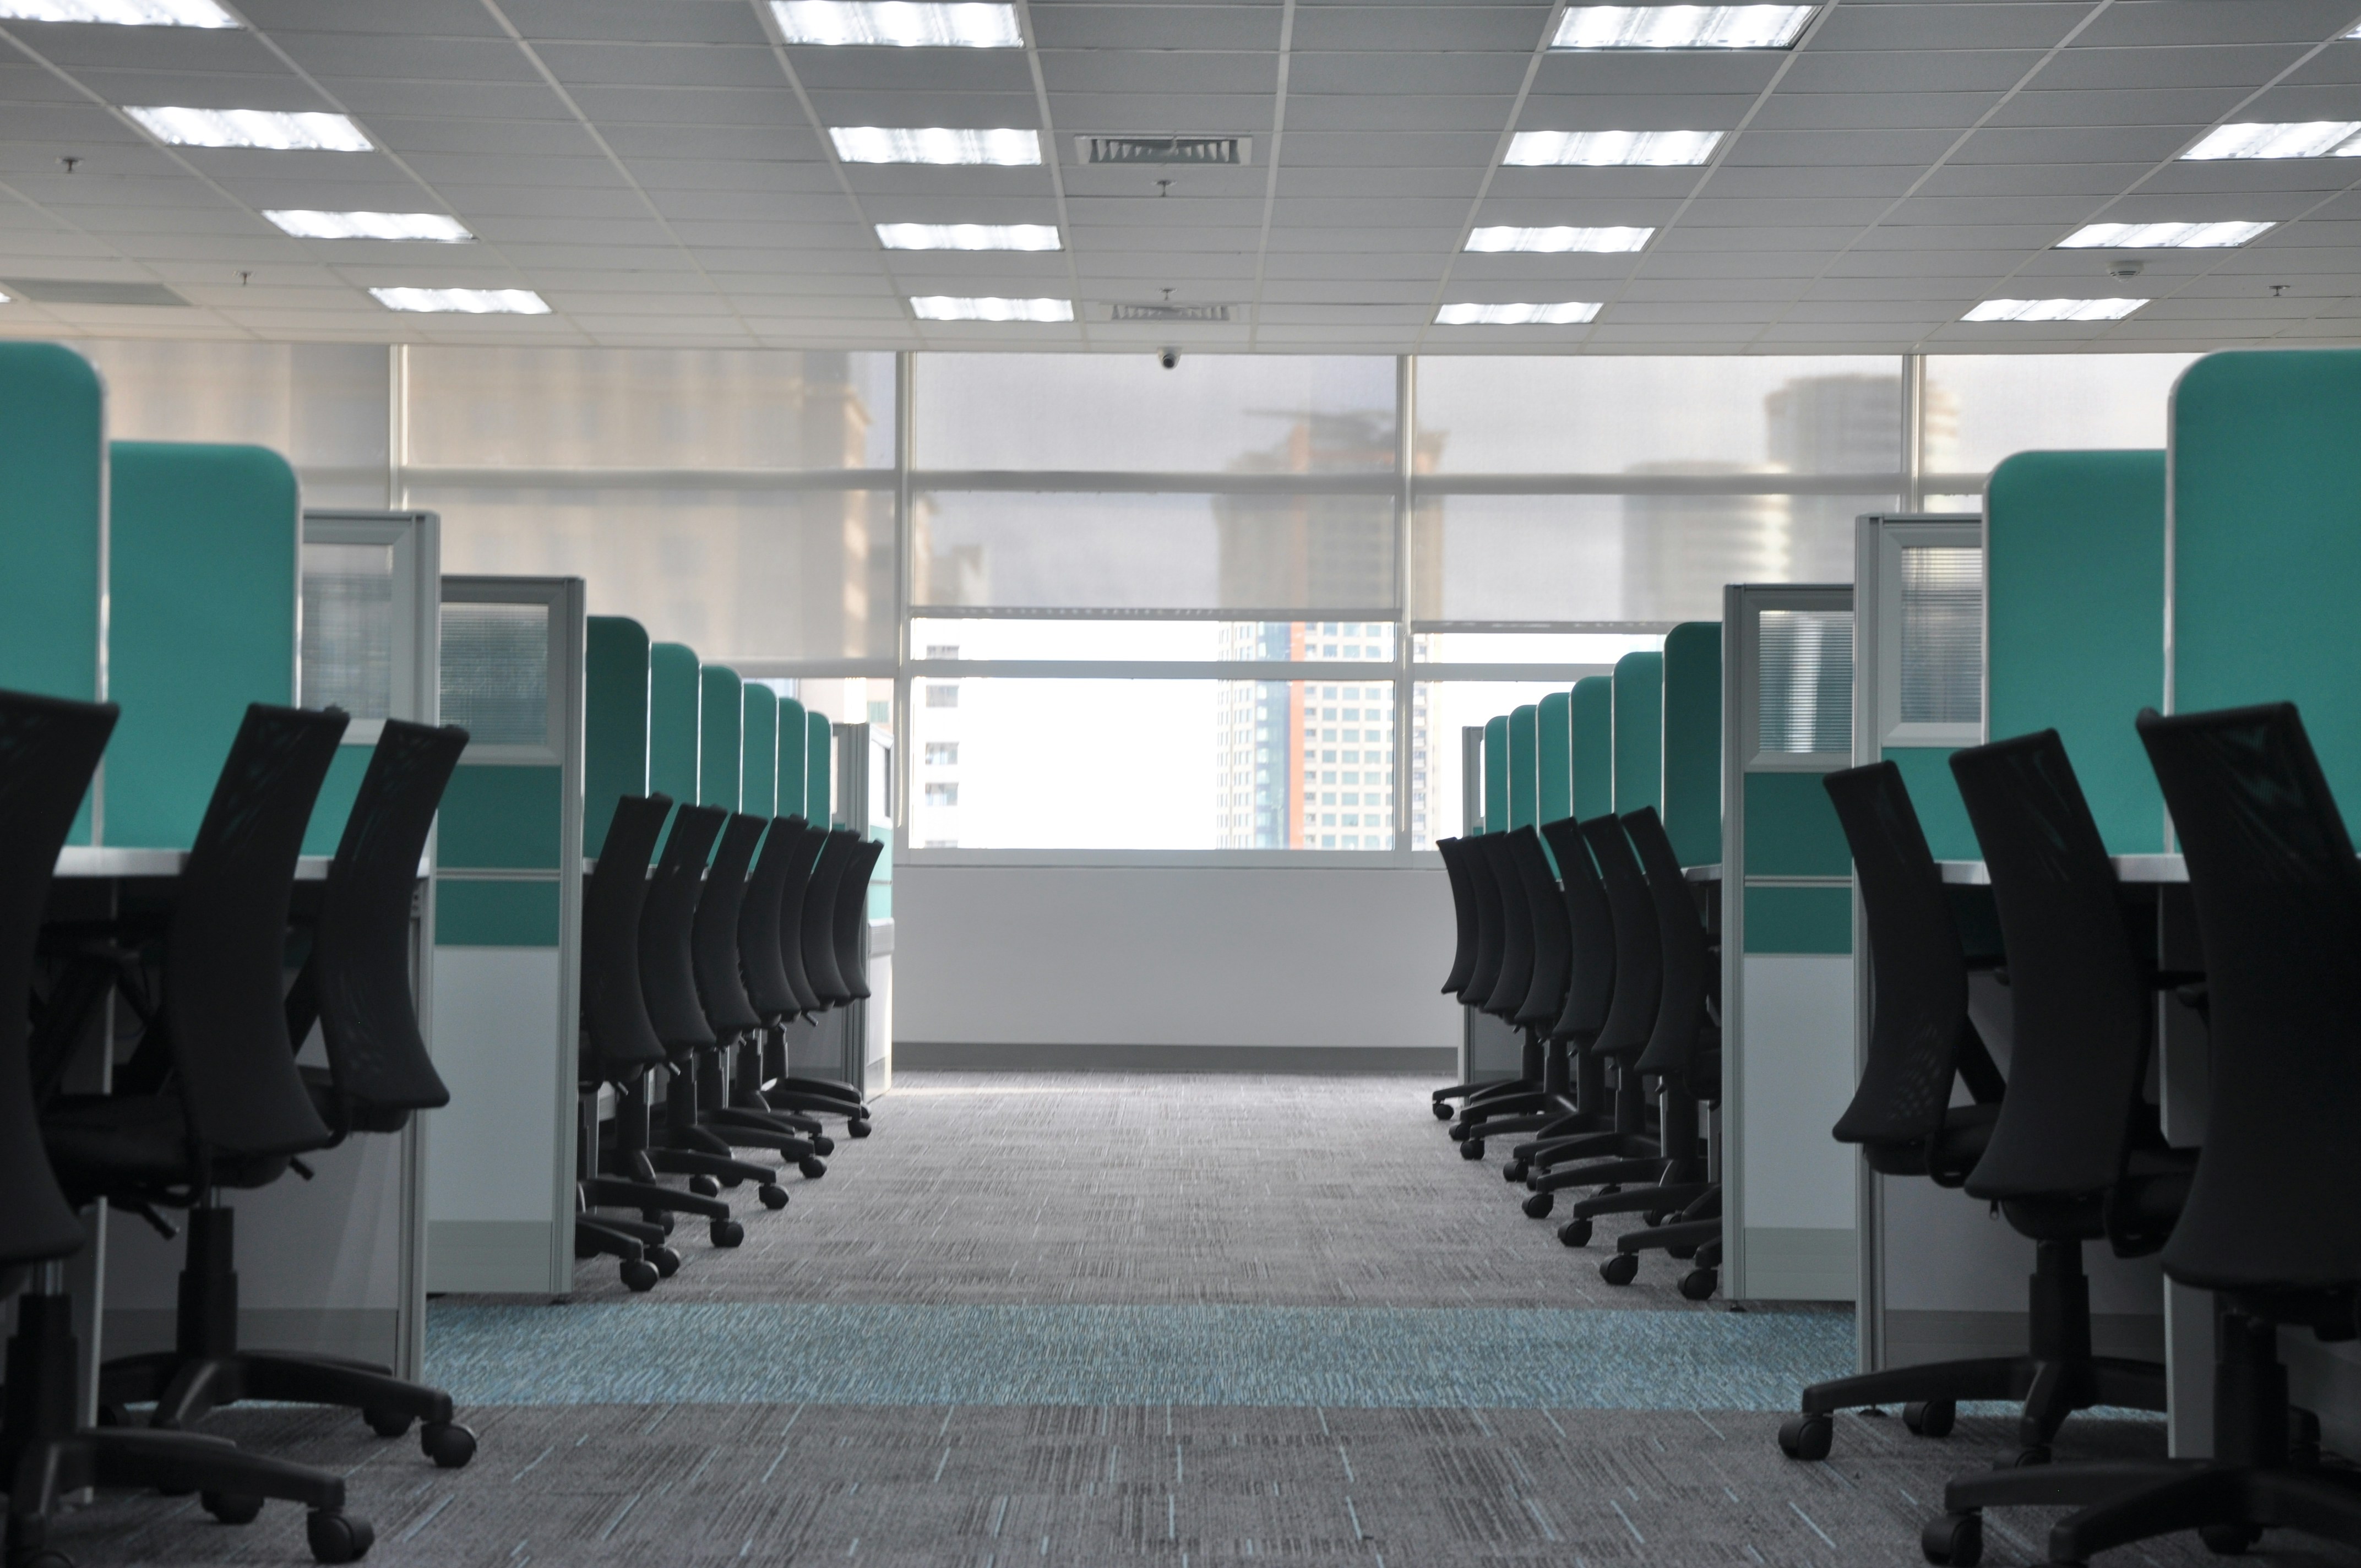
[894,862,1459,1052]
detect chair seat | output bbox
[296,1065,412,1136]
[1863,1102,2001,1185]
[42,1093,291,1200]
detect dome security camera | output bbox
[1158,347,1179,369]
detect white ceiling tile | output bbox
[1753,92,2006,134]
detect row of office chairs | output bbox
[1783,709,2361,1567]
[1430,807,1724,1300]
[2,692,483,1566]
[573,793,882,1291]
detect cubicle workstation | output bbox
[1536,690,1572,839]
[1460,715,1521,1083]
[1610,651,1662,815]
[426,576,587,1295]
[1718,584,1857,1305]
[1570,675,1613,822]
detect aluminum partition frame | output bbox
[302,508,440,1379]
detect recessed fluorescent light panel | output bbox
[1963,297,2146,323]
[1465,226,1652,253]
[831,127,1040,165]
[267,210,472,242]
[1435,302,1602,325]
[126,106,371,151]
[0,0,235,23]
[910,296,1072,322]
[1553,5,1815,50]
[1506,129,1722,167]
[2058,220,2271,250]
[371,287,550,315]
[773,1,1019,46]
[2182,122,2361,160]
[877,222,1059,251]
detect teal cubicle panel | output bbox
[1537,691,1572,822]
[699,665,742,813]
[1988,452,2166,852]
[777,695,809,819]
[2172,351,2361,797]
[1662,623,1722,867]
[649,642,700,813]
[807,709,833,826]
[1571,676,1612,820]
[1507,704,1537,829]
[1612,651,1663,815]
[583,616,650,857]
[0,344,105,707]
[743,685,777,819]
[107,442,297,849]
[1481,715,1508,832]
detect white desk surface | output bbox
[53,848,337,880]
[1684,863,1721,883]
[1937,854,2187,886]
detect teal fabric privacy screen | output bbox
[1987,450,2167,852]
[700,665,742,812]
[777,695,809,818]
[742,684,777,819]
[806,709,833,827]
[1661,623,1722,867]
[0,345,104,713]
[1507,704,1538,829]
[1570,676,1613,820]
[1537,691,1572,823]
[584,616,652,857]
[648,643,701,812]
[1481,715,1508,832]
[1612,651,1663,815]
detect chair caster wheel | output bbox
[622,1258,660,1291]
[306,1510,374,1564]
[1677,1267,1718,1301]
[1921,1510,1982,1566]
[1903,1400,1955,1438]
[2004,1444,2051,1468]
[759,1183,789,1210]
[689,1175,721,1198]
[1432,1101,1455,1120]
[1597,1184,1620,1197]
[1777,1413,1832,1460]
[1448,1122,1470,1142]
[1558,1217,1592,1248]
[1522,1191,1553,1218]
[1503,1160,1527,1183]
[1459,1139,1484,1160]
[1600,1253,1640,1286]
[799,1156,826,1179]
[422,1420,477,1469]
[202,1491,264,1525]
[847,1118,872,1137]
[812,1135,835,1156]
[640,1211,674,1235]
[362,1406,411,1439]
[709,1218,745,1248]
[648,1244,683,1277]
[722,1174,744,1189]
[2200,1523,2261,1555]
[1667,1244,1697,1260]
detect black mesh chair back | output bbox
[1459,834,1509,1006]
[580,793,671,1076]
[690,812,768,1035]
[1824,761,1974,1151]
[1477,834,1536,1019]
[738,815,807,1018]
[1950,731,2153,1201]
[1506,827,1571,1028]
[167,704,346,1161]
[301,719,467,1137]
[1437,837,1481,996]
[1625,808,1713,1084]
[0,690,116,1268]
[2137,702,2361,1292]
[1580,814,1662,1059]
[1540,818,1616,1042]
[799,830,859,1005]
[774,820,831,1014]
[638,804,726,1050]
[832,837,885,1001]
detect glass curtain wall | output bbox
[75,340,2198,859]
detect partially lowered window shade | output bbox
[439,601,550,748]
[300,541,395,719]
[1897,545,1982,727]
[1758,609,1852,756]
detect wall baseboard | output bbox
[893,1042,1455,1074]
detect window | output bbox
[1897,546,1982,727]
[924,782,959,807]
[925,684,960,708]
[1922,355,2199,497]
[1758,609,1853,756]
[924,742,959,766]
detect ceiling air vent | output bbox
[4,278,187,307]
[1108,302,1232,323]
[1078,135,1250,166]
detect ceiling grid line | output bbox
[1009,0,1089,347]
[1244,0,1296,352]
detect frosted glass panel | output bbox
[301,541,394,719]
[1758,609,1852,755]
[440,602,550,748]
[1898,546,1982,726]
[1417,357,1902,475]
[916,354,1396,472]
[913,491,1395,612]
[407,347,895,470]
[1923,355,2198,476]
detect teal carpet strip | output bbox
[426,1301,1853,1409]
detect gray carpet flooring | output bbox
[46,1074,2360,1566]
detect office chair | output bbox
[1775,760,2011,1461]
[1426,837,1499,1118]
[99,720,479,1467]
[576,793,742,1289]
[1434,834,1540,1137]
[1925,704,2361,1568]
[1588,807,1723,1299]
[1446,834,1547,1156]
[690,812,829,1169]
[18,701,376,1562]
[1451,828,1578,1156]
[738,816,867,1132]
[829,835,885,1009]
[1495,817,1620,1184]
